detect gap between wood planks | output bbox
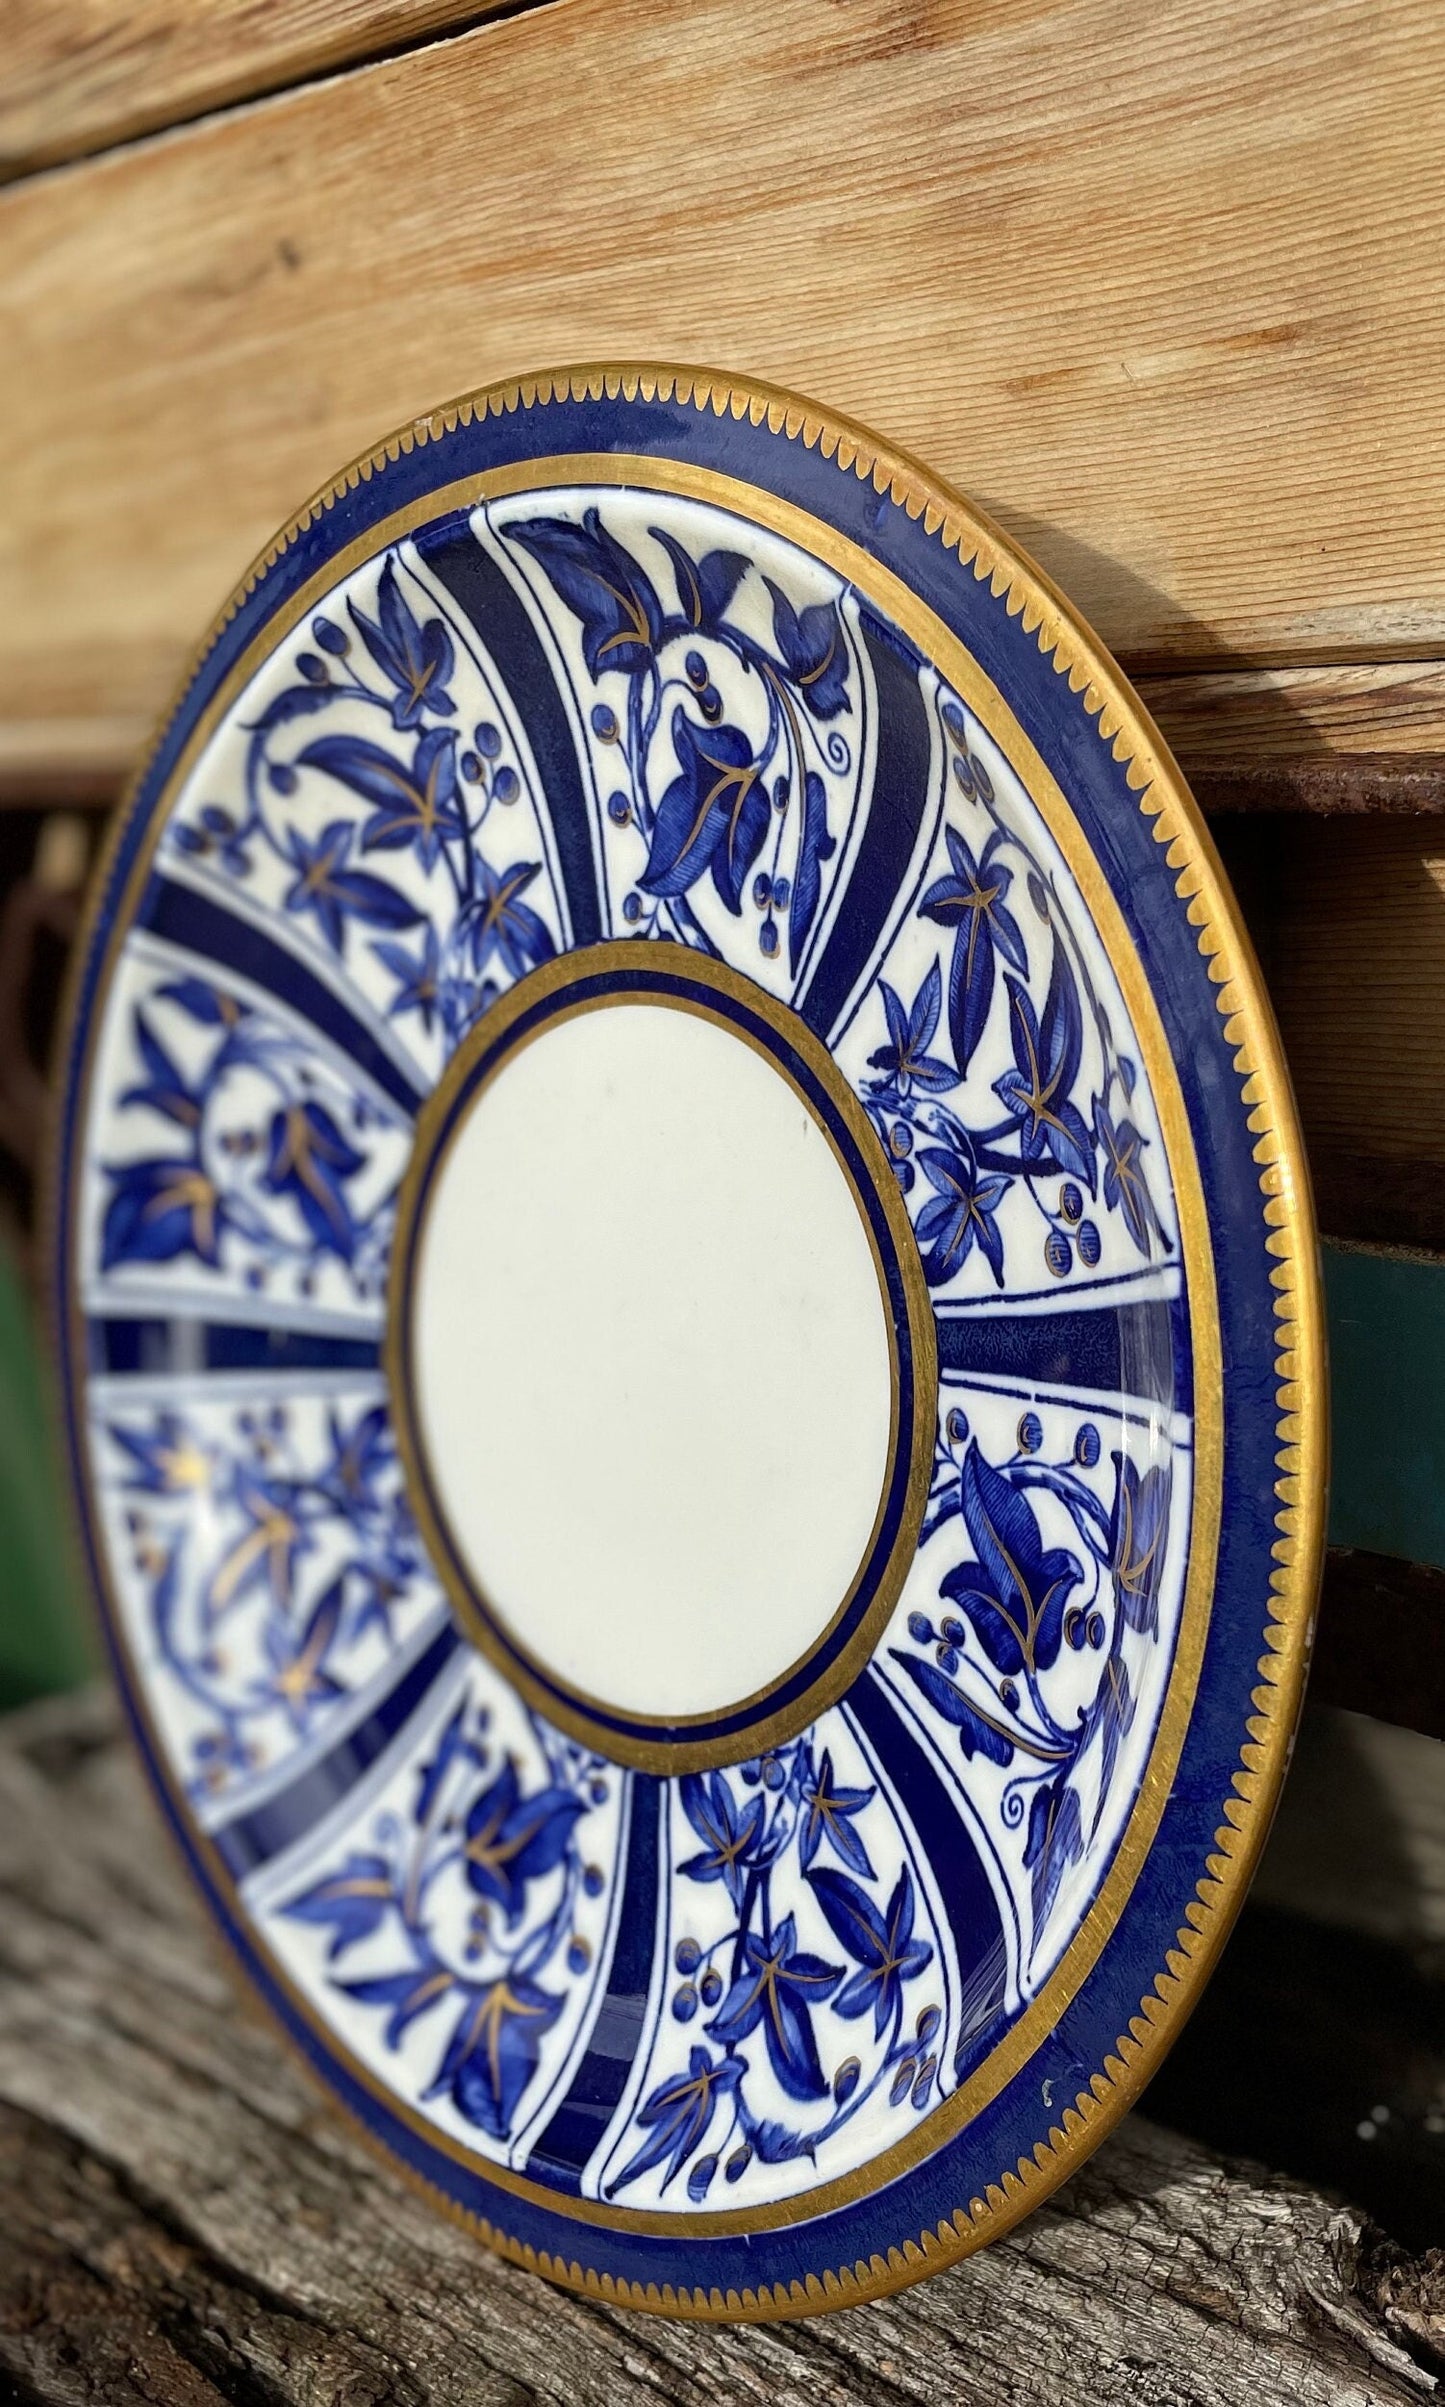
[0,0,564,185]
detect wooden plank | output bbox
[10,668,1445,817]
[0,1687,1438,2399]
[2,0,1445,767]
[1141,663,1445,767]
[1,0,519,179]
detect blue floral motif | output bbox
[98,979,396,1295]
[611,1737,937,2196]
[612,2048,744,2198]
[281,1690,605,2144]
[105,1393,429,1796]
[505,508,853,967]
[810,1867,932,2041]
[894,1408,1174,1964]
[919,827,1027,1073]
[170,551,558,1058]
[863,692,1172,1294]
[347,557,457,728]
[706,1914,843,2101]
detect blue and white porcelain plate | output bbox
[52,368,1325,2319]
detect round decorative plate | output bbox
[52,367,1324,2320]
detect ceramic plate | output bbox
[51,368,1324,2319]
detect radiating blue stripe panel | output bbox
[527,1772,663,2193]
[89,1318,381,1378]
[850,1667,1004,1998]
[211,1621,459,1879]
[417,522,604,950]
[138,876,426,1116]
[796,609,933,1041]
[935,1296,1182,1408]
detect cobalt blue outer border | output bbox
[50,368,1324,2318]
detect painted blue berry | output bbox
[312,615,348,655]
[908,1612,934,1644]
[1075,1422,1101,1468]
[675,1937,701,1974]
[1059,1182,1083,1224]
[607,791,631,825]
[1044,1229,1073,1279]
[1018,1411,1044,1455]
[474,721,502,757]
[672,1982,699,2023]
[1077,1219,1102,1267]
[590,704,618,741]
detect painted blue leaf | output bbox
[244,682,336,737]
[1023,1780,1084,1931]
[640,710,767,913]
[262,1099,366,1261]
[339,1962,457,2049]
[887,1648,1015,1765]
[428,1976,563,2138]
[787,770,836,971]
[609,2046,743,2195]
[348,557,456,728]
[649,526,748,630]
[280,1852,394,1960]
[461,1761,586,1925]
[808,1866,931,2040]
[762,580,850,719]
[706,1913,841,2100]
[101,1158,224,1271]
[508,508,663,678]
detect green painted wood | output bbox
[0,1240,94,1709]
[1324,1240,1445,1571]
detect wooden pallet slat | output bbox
[2,0,1445,774]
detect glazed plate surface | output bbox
[51,368,1324,2318]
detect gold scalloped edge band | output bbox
[110,364,1327,2323]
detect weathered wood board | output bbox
[2,0,1445,786]
[0,1688,1439,2403]
[2,0,507,177]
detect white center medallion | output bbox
[409,996,895,1729]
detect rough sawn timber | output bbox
[0,1688,1436,2404]
[4,0,1445,778]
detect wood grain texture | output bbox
[0,0,521,178]
[0,1687,1437,2403]
[2,0,1445,769]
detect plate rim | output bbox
[44,360,1327,2321]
